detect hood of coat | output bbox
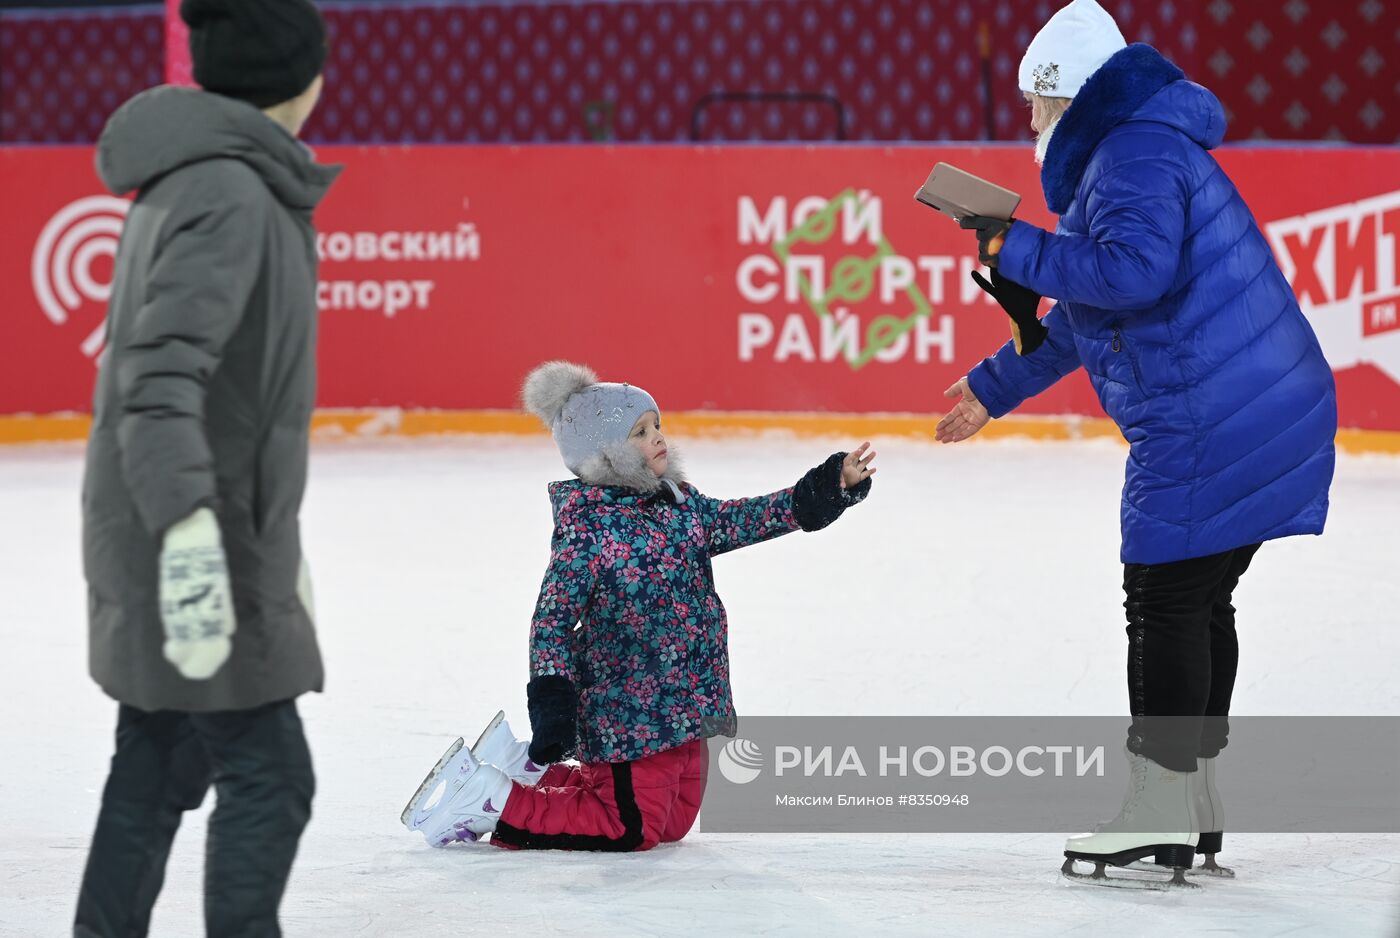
[96,85,341,209]
[1040,43,1225,214]
[548,445,690,519]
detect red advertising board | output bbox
[164,0,193,87]
[3,144,1400,430]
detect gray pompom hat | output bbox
[523,361,683,495]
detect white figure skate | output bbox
[1127,755,1234,878]
[1192,756,1232,875]
[1061,748,1200,890]
[401,736,514,847]
[470,710,548,786]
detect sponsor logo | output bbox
[736,191,958,369]
[1265,190,1400,382]
[31,195,130,360]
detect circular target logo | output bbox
[717,738,764,785]
[31,195,130,358]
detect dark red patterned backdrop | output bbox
[2,0,1396,145]
[0,8,163,143]
[1195,0,1397,142]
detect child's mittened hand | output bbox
[841,442,877,489]
[793,450,873,531]
[526,674,579,765]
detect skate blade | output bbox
[1126,858,1236,879]
[400,737,465,828]
[1196,855,1235,878]
[1061,857,1200,891]
[469,710,506,758]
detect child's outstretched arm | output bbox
[697,444,876,556]
[526,510,599,764]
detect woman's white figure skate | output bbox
[1128,755,1233,878]
[401,711,529,847]
[1191,756,1232,875]
[1061,748,1200,890]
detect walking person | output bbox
[75,1,338,934]
[937,0,1336,884]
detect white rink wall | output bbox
[1,434,1397,936]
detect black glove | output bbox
[526,674,577,765]
[959,214,1013,267]
[792,452,872,532]
[971,268,1047,356]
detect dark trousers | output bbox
[1123,544,1261,772]
[74,700,314,938]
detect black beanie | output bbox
[181,0,327,109]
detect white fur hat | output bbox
[1018,0,1126,99]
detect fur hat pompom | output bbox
[522,360,598,428]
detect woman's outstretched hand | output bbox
[935,378,990,443]
[841,442,877,489]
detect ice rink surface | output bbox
[2,433,1398,936]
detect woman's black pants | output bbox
[1123,543,1261,772]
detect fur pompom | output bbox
[522,361,597,427]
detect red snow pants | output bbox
[492,738,708,851]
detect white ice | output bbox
[2,433,1398,936]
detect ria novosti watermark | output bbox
[719,738,1106,784]
[700,717,1400,834]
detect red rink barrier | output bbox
[3,144,1399,432]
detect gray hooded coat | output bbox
[83,87,340,712]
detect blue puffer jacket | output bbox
[968,44,1336,564]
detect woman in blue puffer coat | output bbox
[937,0,1336,878]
